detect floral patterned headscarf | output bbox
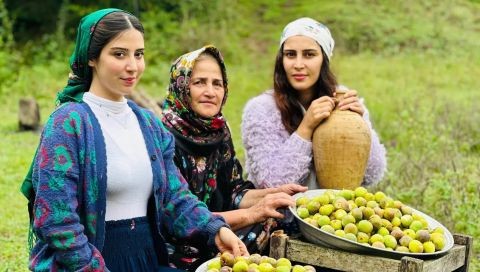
[162,45,229,142]
[162,45,232,204]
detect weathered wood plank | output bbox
[399,257,423,272]
[285,239,402,272]
[280,239,469,272]
[452,234,473,272]
[422,245,465,272]
[269,232,472,272]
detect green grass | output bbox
[0,132,36,271]
[1,0,479,270]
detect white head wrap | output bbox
[280,17,335,60]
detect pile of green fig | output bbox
[295,187,447,253]
[206,252,315,272]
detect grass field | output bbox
[1,0,479,270]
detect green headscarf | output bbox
[20,8,125,249]
[55,8,123,105]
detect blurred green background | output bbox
[1,0,479,270]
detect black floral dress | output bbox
[165,129,275,271]
[160,45,276,271]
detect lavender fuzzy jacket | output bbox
[241,90,387,189]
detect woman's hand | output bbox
[296,96,335,140]
[337,90,364,116]
[276,184,308,195]
[215,227,249,257]
[247,192,297,223]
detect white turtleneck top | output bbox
[83,92,153,221]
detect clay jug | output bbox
[312,90,371,189]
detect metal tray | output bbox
[288,189,454,259]
[196,257,219,272]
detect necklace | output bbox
[96,104,130,129]
[84,92,131,129]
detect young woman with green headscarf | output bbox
[21,9,247,271]
[161,45,307,271]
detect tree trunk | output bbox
[126,89,163,118]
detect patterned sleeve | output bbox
[229,156,255,210]
[241,93,313,188]
[153,118,228,246]
[30,106,106,271]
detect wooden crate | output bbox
[269,230,473,272]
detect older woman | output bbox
[161,45,306,270]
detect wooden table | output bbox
[269,230,473,272]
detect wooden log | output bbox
[18,97,40,131]
[399,257,423,272]
[126,89,163,117]
[452,233,473,272]
[270,230,288,259]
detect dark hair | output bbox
[88,12,144,61]
[273,44,337,134]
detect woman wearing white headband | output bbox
[241,17,387,190]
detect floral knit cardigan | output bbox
[29,101,226,271]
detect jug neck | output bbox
[334,89,347,108]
